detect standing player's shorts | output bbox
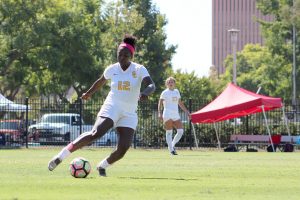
[97,103,138,130]
[162,111,180,123]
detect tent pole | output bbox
[262,106,275,152]
[282,105,291,136]
[191,123,199,149]
[213,123,221,149]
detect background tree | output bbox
[123,0,177,96]
[171,70,216,102]
[221,44,291,98]
[0,0,110,100]
[256,0,300,100]
[0,0,176,101]
[0,0,47,99]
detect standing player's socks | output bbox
[165,130,173,153]
[170,150,178,155]
[172,129,183,150]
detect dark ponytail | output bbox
[123,34,137,49]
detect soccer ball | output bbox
[69,157,91,178]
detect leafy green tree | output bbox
[122,0,177,94]
[29,0,113,99]
[173,70,216,101]
[0,0,47,99]
[0,0,176,102]
[222,44,291,99]
[0,0,110,99]
[256,0,300,100]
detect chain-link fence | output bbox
[0,97,299,149]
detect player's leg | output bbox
[97,127,134,176]
[172,120,184,154]
[164,120,174,154]
[48,117,113,171]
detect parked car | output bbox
[0,119,24,145]
[28,113,93,143]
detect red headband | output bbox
[119,42,135,55]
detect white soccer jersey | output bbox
[160,88,181,114]
[103,62,150,113]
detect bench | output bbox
[281,136,299,143]
[229,134,300,151]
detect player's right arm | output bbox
[158,98,164,121]
[81,74,107,100]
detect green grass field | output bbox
[0,148,300,200]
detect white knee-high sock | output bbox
[172,129,184,148]
[57,131,91,161]
[57,146,71,160]
[165,130,173,152]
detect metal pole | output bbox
[262,106,275,152]
[191,123,199,149]
[25,97,29,148]
[79,98,82,135]
[213,123,221,149]
[232,39,237,85]
[228,29,240,85]
[282,105,291,136]
[292,0,297,107]
[188,98,193,150]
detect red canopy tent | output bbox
[191,83,287,150]
[191,83,282,123]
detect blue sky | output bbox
[152,0,212,77]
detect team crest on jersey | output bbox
[132,71,137,78]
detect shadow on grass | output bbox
[179,154,212,157]
[117,176,199,181]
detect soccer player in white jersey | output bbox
[48,34,155,176]
[158,77,190,155]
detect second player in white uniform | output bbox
[160,88,181,122]
[158,77,190,155]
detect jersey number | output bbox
[118,81,130,91]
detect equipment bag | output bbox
[283,143,294,152]
[224,145,237,152]
[267,145,277,152]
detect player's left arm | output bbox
[178,99,191,118]
[140,76,156,101]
